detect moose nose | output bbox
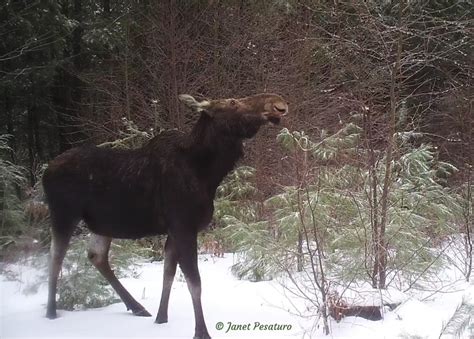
[274,105,288,116]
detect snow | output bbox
[1,254,473,338]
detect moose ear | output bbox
[178,94,211,114]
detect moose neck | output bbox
[189,114,245,194]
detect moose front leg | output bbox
[174,233,211,339]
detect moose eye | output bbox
[230,99,236,106]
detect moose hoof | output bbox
[155,315,168,324]
[193,333,211,339]
[45,306,57,319]
[132,308,152,317]
[46,311,57,319]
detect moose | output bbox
[43,92,288,339]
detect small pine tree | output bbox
[225,124,462,289]
[212,166,279,280]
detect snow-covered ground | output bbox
[1,254,473,338]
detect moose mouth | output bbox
[267,115,281,125]
[264,108,287,124]
[262,102,288,125]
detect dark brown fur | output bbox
[43,93,288,339]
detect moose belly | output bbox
[88,222,163,239]
[82,195,166,239]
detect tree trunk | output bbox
[297,230,303,272]
[124,16,131,120]
[167,0,181,128]
[26,105,36,186]
[363,108,380,288]
[376,0,404,289]
[4,88,16,163]
[103,0,110,16]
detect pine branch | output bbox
[438,298,474,339]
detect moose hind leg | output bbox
[88,233,151,317]
[46,226,74,319]
[156,236,178,324]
